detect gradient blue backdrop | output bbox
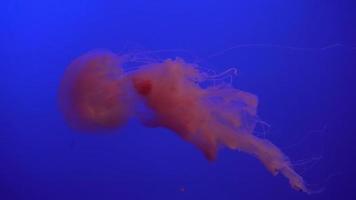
[1,1,356,200]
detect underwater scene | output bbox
[1,1,356,200]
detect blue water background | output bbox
[1,1,355,200]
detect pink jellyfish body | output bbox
[59,49,309,193]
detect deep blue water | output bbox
[1,1,356,200]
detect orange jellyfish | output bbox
[59,49,309,193]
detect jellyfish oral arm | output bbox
[234,134,308,193]
[280,165,309,193]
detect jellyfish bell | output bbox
[58,50,136,131]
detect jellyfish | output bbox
[59,49,309,193]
